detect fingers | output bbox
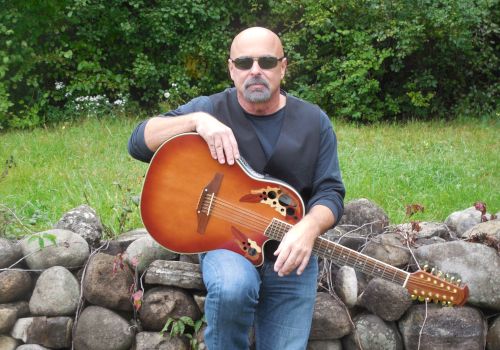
[273,243,310,277]
[207,133,239,165]
[196,115,240,165]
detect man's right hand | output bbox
[194,113,240,165]
[144,112,240,166]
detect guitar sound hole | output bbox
[278,194,292,206]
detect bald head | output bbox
[230,27,284,59]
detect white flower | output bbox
[55,82,65,90]
[164,91,171,99]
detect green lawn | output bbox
[1,115,498,239]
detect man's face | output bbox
[228,32,286,105]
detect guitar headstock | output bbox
[406,266,469,306]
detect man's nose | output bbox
[250,60,262,74]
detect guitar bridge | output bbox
[196,173,223,234]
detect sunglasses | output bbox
[230,56,285,70]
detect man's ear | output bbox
[280,58,288,79]
[228,59,235,81]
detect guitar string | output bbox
[203,204,464,296]
[203,198,410,280]
[200,196,466,291]
[203,200,462,301]
[203,198,271,229]
[202,199,410,284]
[201,200,268,232]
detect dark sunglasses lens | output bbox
[234,57,254,70]
[258,57,278,69]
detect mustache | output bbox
[244,77,270,90]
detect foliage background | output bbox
[0,0,498,129]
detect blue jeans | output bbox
[200,249,318,350]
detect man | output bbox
[128,27,345,350]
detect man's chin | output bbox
[243,91,271,103]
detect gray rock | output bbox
[73,306,134,350]
[0,270,32,303]
[362,233,411,267]
[445,206,492,237]
[337,198,390,236]
[145,260,205,290]
[100,228,148,255]
[310,292,352,340]
[398,304,487,350]
[0,238,22,268]
[343,313,402,350]
[0,335,18,350]
[139,286,201,331]
[358,278,412,321]
[82,253,134,311]
[487,315,500,350]
[26,317,73,349]
[334,266,358,308]
[54,204,103,247]
[415,240,500,310]
[29,266,80,316]
[0,301,29,334]
[307,339,342,350]
[20,229,89,270]
[10,317,32,342]
[11,316,72,348]
[124,235,178,273]
[16,345,51,350]
[324,225,370,252]
[193,294,206,314]
[391,222,456,242]
[463,219,500,242]
[135,331,189,350]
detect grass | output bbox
[336,119,499,223]
[0,115,498,239]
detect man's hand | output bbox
[144,112,239,165]
[195,113,240,165]
[273,205,335,276]
[273,218,318,276]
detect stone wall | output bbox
[1,201,499,350]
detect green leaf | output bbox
[180,316,195,327]
[63,50,73,59]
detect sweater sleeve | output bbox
[306,111,345,225]
[127,96,213,163]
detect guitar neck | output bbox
[265,218,410,286]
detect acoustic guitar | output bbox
[141,133,468,306]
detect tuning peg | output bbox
[423,264,429,272]
[456,279,462,286]
[441,300,447,306]
[450,276,455,283]
[411,295,417,301]
[418,296,425,302]
[431,267,436,275]
[447,301,453,307]
[437,270,443,277]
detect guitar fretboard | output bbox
[265,218,410,286]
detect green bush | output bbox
[0,0,497,127]
[0,0,251,128]
[272,0,499,121]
